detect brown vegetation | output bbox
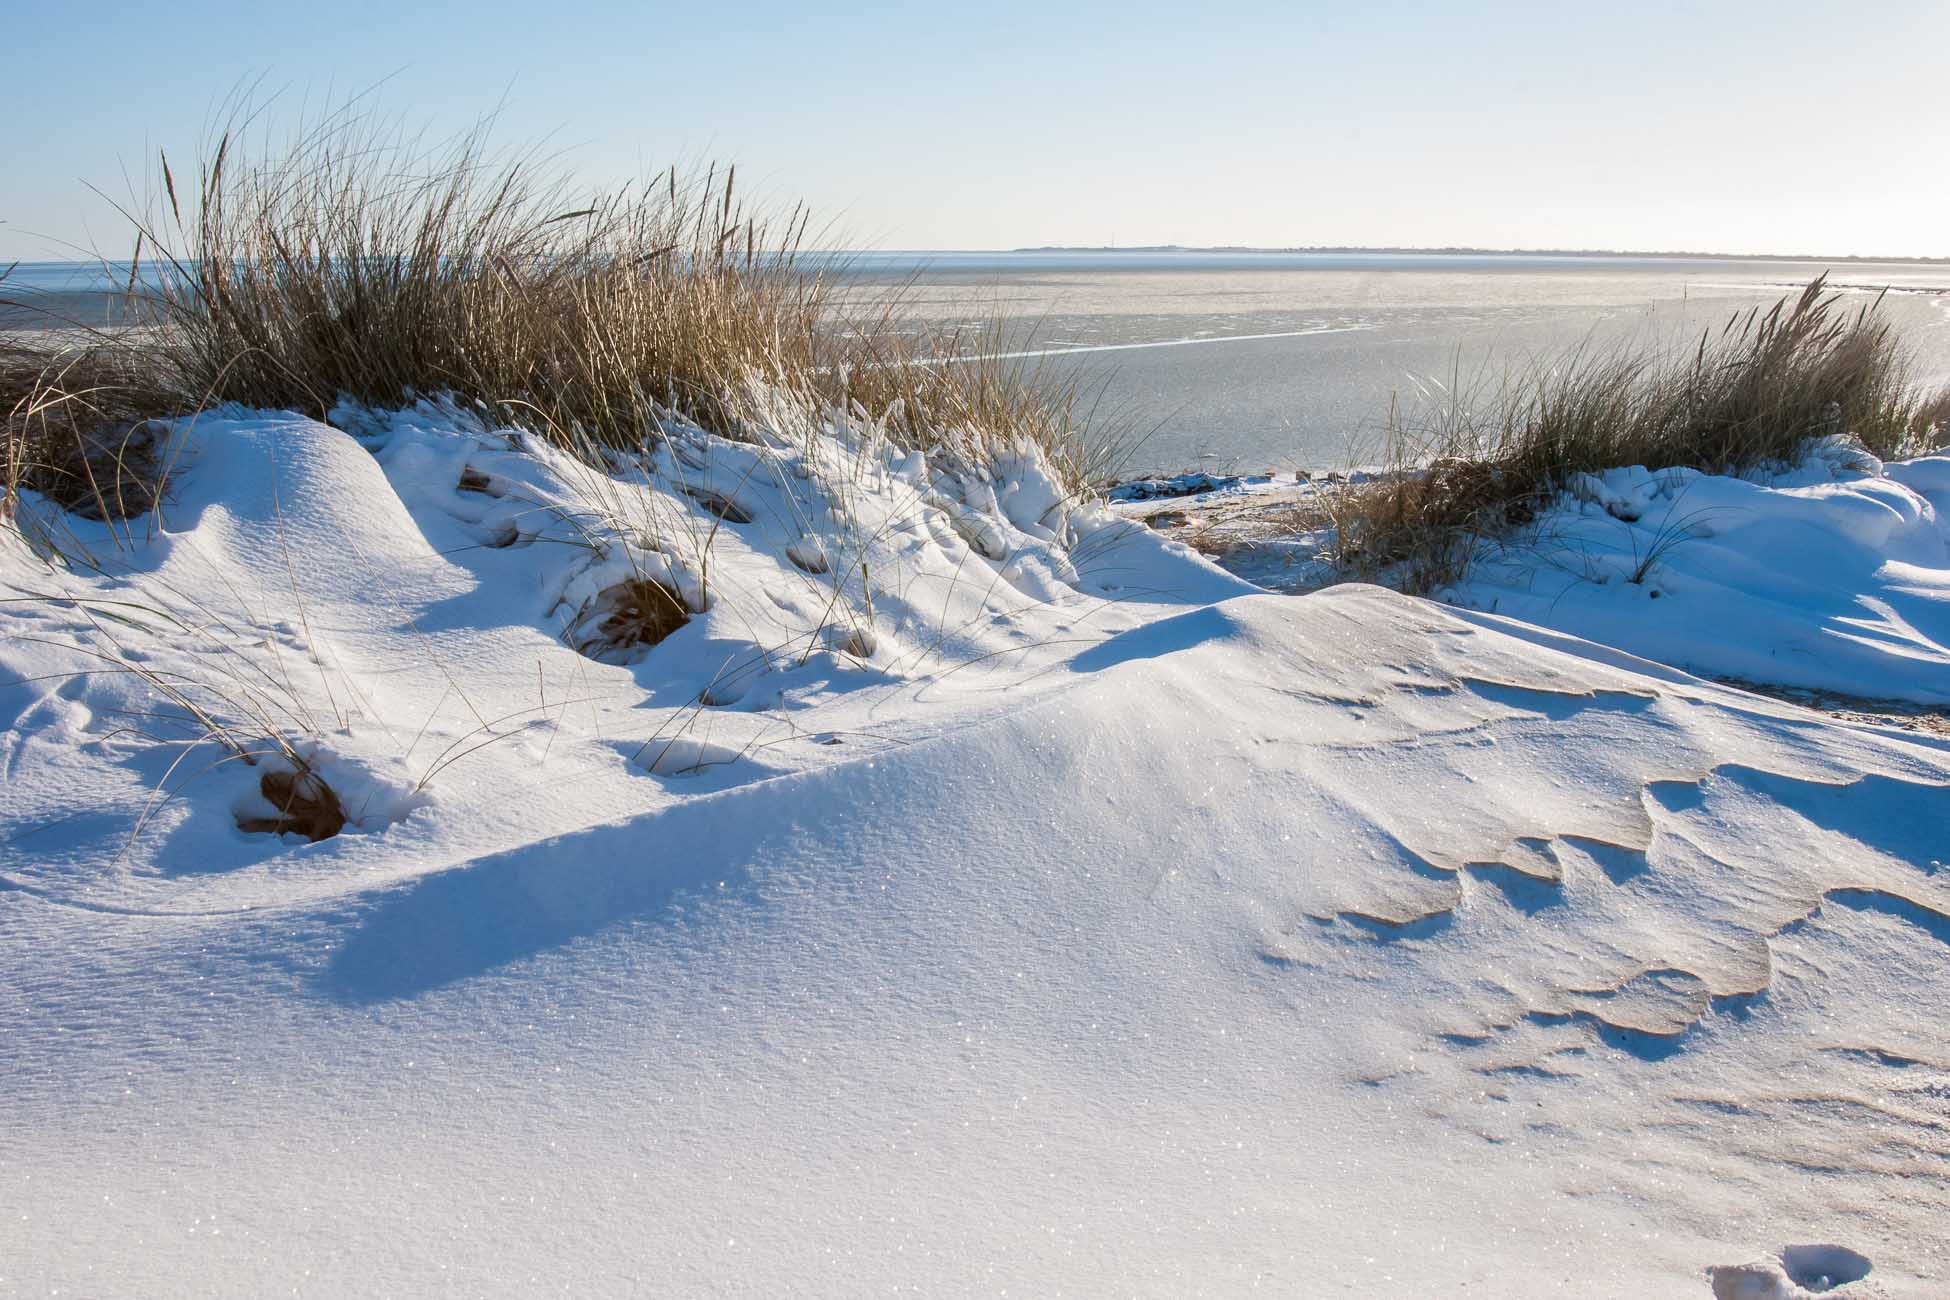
[1331,280,1950,591]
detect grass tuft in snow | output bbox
[0,167,1154,855]
[580,577,694,663]
[1330,278,1950,592]
[0,579,359,851]
[238,764,347,842]
[35,100,1123,496]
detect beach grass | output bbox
[1328,279,1950,591]
[2,108,1120,524]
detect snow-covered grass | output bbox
[3,107,1118,497]
[1119,441,1950,712]
[1332,281,1950,592]
[1,107,1137,623]
[1,384,1172,863]
[1,166,1137,861]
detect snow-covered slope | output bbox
[3,407,1946,1297]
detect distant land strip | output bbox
[1004,245,1950,264]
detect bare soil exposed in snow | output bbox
[1711,678,1950,738]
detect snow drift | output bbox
[2,400,1946,1296]
[1449,439,1950,707]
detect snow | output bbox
[2,400,1946,1296]
[1447,441,1950,706]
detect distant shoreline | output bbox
[1005,244,1950,265]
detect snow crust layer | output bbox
[2,407,1946,1297]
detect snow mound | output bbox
[1449,449,1950,705]
[3,402,1948,1296]
[0,395,1242,909]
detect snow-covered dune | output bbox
[3,407,1945,1296]
[1451,443,1950,707]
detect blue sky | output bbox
[5,0,1948,260]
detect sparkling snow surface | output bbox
[2,405,1946,1297]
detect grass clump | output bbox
[13,104,1114,498]
[579,576,694,663]
[1334,279,1950,591]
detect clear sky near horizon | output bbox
[5,0,1948,263]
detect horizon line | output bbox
[928,244,1950,266]
[9,244,1950,273]
[1006,243,1950,265]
